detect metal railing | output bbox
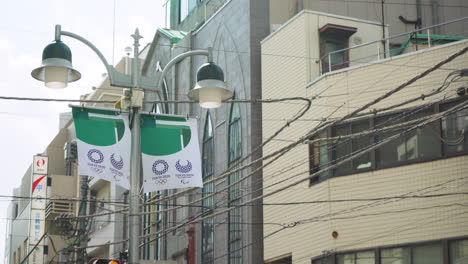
[320,16,468,75]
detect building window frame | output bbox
[319,24,357,73]
[201,111,215,264]
[228,102,243,264]
[312,237,468,264]
[309,99,468,185]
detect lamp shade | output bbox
[31,40,81,88]
[187,62,233,108]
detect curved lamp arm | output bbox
[55,25,140,89]
[152,49,211,112]
[55,25,115,84]
[156,49,210,90]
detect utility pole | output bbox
[32,24,231,264]
[76,175,89,264]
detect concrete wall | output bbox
[9,203,30,264]
[262,39,468,263]
[145,0,270,263]
[270,0,468,38]
[262,11,385,98]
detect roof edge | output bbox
[306,39,468,89]
[261,10,387,44]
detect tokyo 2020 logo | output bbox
[87,149,104,164]
[152,160,169,175]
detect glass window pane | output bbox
[310,130,332,182]
[165,0,171,28]
[381,248,410,264]
[337,251,375,264]
[376,114,406,167]
[201,218,214,264]
[356,251,375,264]
[337,253,355,264]
[180,0,188,22]
[413,244,443,264]
[441,102,468,155]
[352,121,372,170]
[450,240,468,264]
[228,103,243,264]
[313,257,332,264]
[405,110,439,161]
[188,0,197,11]
[325,40,345,66]
[334,125,352,175]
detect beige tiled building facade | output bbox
[261,11,468,264]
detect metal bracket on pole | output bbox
[55,25,161,91]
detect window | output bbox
[180,0,189,22]
[228,103,243,264]
[381,244,443,264]
[202,112,214,264]
[179,0,199,22]
[89,190,97,214]
[319,24,357,73]
[155,61,169,113]
[333,121,372,175]
[376,109,439,167]
[312,239,468,264]
[164,0,171,28]
[450,239,468,264]
[309,100,467,184]
[267,255,292,264]
[337,251,375,264]
[140,193,152,260]
[312,255,334,264]
[441,103,468,155]
[310,129,332,182]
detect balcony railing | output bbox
[320,16,468,75]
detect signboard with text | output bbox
[33,156,48,174]
[28,155,47,264]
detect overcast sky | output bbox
[0,0,165,260]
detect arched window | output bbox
[153,61,169,113]
[202,112,214,264]
[228,103,243,264]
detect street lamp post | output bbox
[32,25,233,264]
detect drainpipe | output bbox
[297,0,304,12]
[381,0,386,58]
[188,32,193,116]
[398,15,422,50]
[431,0,439,33]
[416,0,422,24]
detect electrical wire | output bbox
[141,45,468,217]
[138,99,468,240]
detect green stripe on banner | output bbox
[72,107,126,147]
[141,114,192,156]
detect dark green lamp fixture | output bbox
[31,40,81,88]
[187,62,233,108]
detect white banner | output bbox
[73,107,131,189]
[141,115,202,192]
